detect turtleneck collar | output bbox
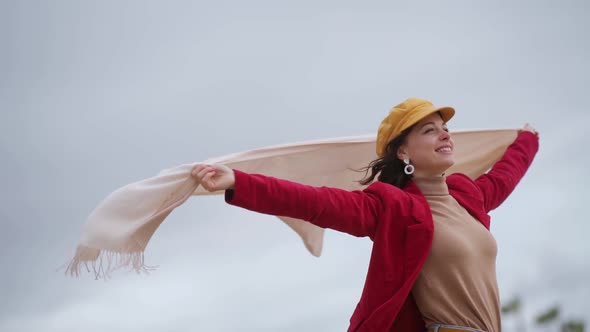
[412,175,449,196]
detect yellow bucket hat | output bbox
[376,97,455,157]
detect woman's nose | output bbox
[440,130,450,141]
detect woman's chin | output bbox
[440,159,455,173]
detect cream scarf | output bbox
[66,129,518,278]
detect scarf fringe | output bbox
[65,246,157,280]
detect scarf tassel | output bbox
[65,246,156,280]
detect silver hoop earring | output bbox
[403,158,415,175]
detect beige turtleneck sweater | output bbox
[411,176,501,332]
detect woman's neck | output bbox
[412,174,449,196]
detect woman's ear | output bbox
[397,145,408,161]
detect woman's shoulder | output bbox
[363,180,413,202]
[363,181,417,216]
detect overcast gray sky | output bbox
[1,0,589,331]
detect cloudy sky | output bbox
[1,0,589,331]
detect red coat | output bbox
[225,131,539,332]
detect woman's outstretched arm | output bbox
[474,123,540,212]
[192,164,401,238]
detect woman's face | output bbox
[397,112,455,177]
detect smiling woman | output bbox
[192,97,540,332]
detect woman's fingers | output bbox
[196,166,211,180]
[519,123,538,136]
[196,166,219,191]
[192,164,213,181]
[192,164,231,192]
[526,123,538,135]
[201,171,213,186]
[191,164,205,177]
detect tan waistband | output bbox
[427,325,486,332]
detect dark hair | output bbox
[355,125,415,189]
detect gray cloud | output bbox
[1,0,589,330]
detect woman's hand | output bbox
[519,123,539,137]
[191,164,235,192]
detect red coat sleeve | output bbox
[474,131,539,212]
[224,169,396,238]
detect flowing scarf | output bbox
[65,129,518,278]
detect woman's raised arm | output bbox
[474,124,539,212]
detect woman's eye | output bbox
[425,128,433,133]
